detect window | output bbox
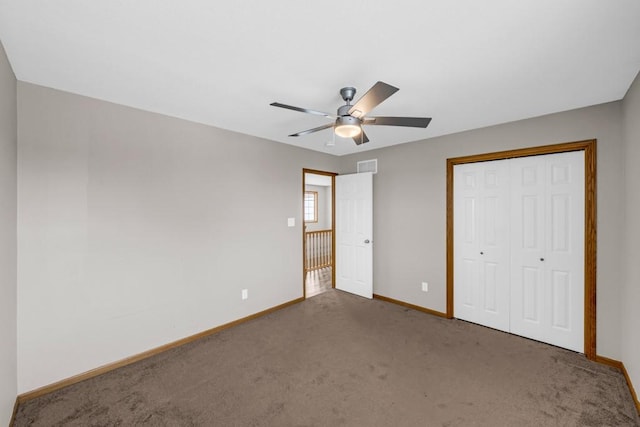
[304,191,318,223]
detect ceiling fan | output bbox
[270,81,432,145]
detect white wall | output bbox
[16,83,336,393]
[0,39,17,425]
[304,184,331,231]
[622,71,640,400]
[324,186,332,230]
[338,102,625,360]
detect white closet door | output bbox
[543,151,584,351]
[510,151,584,352]
[454,160,510,331]
[509,156,547,341]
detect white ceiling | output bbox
[1,1,639,156]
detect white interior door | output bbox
[335,173,373,299]
[510,151,584,352]
[454,160,510,331]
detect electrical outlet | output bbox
[242,289,248,300]
[421,282,429,292]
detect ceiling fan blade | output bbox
[289,123,334,137]
[353,130,369,145]
[348,81,399,118]
[270,102,337,119]
[364,116,432,128]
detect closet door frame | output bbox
[446,139,597,359]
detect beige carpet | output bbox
[14,289,640,426]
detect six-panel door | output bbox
[336,172,373,299]
[510,151,585,352]
[454,151,585,353]
[454,160,510,332]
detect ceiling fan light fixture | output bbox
[335,124,361,138]
[334,116,362,138]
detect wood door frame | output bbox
[302,169,337,298]
[446,139,597,359]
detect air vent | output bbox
[357,159,378,174]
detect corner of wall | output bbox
[0,37,18,427]
[621,69,640,415]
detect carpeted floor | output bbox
[14,290,640,426]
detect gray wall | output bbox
[338,102,625,360]
[16,83,337,392]
[0,40,17,425]
[622,71,640,398]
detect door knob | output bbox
[540,258,545,261]
[480,251,484,255]
[364,239,370,244]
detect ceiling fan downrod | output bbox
[339,87,356,105]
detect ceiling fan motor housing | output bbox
[336,115,360,127]
[337,104,355,117]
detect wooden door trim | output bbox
[302,169,338,298]
[446,139,597,360]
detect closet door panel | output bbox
[477,163,510,330]
[454,165,482,323]
[511,152,584,352]
[454,165,482,322]
[543,151,584,352]
[510,156,546,341]
[454,160,510,331]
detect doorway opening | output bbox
[303,169,336,298]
